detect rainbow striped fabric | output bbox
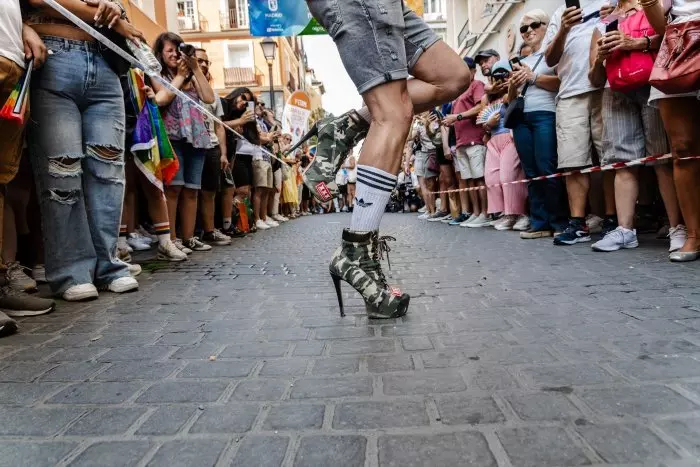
[0,61,32,125]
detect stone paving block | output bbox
[549,341,619,362]
[98,346,176,362]
[367,354,414,373]
[520,363,617,387]
[0,407,83,436]
[263,404,325,430]
[580,385,699,417]
[293,341,325,356]
[47,382,143,405]
[94,361,180,381]
[311,357,360,375]
[291,376,373,399]
[497,426,591,467]
[169,343,222,360]
[449,317,512,333]
[136,406,197,435]
[148,440,227,467]
[380,324,440,336]
[419,351,474,369]
[189,404,260,433]
[611,337,700,357]
[656,418,700,456]
[69,441,152,467]
[434,394,505,425]
[506,393,581,421]
[260,359,309,377]
[314,326,373,339]
[47,347,106,362]
[333,400,430,429]
[231,379,288,401]
[178,360,256,378]
[476,345,558,364]
[65,407,145,435]
[221,343,289,358]
[231,436,289,467]
[577,423,680,463]
[294,435,366,467]
[466,365,520,390]
[611,356,700,381]
[38,362,105,382]
[329,339,395,355]
[383,370,466,395]
[0,442,77,467]
[377,432,496,467]
[401,336,434,351]
[137,381,229,403]
[0,363,54,382]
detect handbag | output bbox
[426,151,439,174]
[503,54,543,130]
[606,10,656,93]
[649,18,700,94]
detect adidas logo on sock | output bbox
[354,198,373,208]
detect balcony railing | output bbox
[177,13,208,32]
[457,19,470,48]
[220,1,249,30]
[224,67,262,87]
[287,72,296,93]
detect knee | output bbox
[181,188,198,200]
[44,157,83,205]
[444,66,472,102]
[670,135,696,159]
[367,92,414,130]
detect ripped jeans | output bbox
[28,37,129,294]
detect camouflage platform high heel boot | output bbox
[287,110,369,202]
[329,229,410,319]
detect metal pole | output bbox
[268,61,275,118]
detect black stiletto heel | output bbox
[330,273,345,317]
[284,123,319,156]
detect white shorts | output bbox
[455,145,486,179]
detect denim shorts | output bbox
[170,139,206,189]
[306,0,440,94]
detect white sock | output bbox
[356,107,371,123]
[158,233,171,247]
[349,165,397,232]
[223,217,232,230]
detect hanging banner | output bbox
[249,0,326,37]
[282,90,312,146]
[406,0,425,16]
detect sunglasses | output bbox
[519,21,543,34]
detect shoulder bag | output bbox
[504,54,544,130]
[649,18,700,94]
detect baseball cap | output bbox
[463,56,476,69]
[474,49,500,63]
[491,59,512,77]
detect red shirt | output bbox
[453,80,486,148]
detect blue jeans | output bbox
[28,37,129,294]
[512,111,568,232]
[169,139,206,190]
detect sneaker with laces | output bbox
[157,241,188,262]
[173,238,193,255]
[449,213,470,225]
[668,224,688,252]
[465,213,490,228]
[494,215,517,231]
[0,274,54,317]
[127,263,142,277]
[184,237,212,252]
[201,229,232,246]
[554,220,591,245]
[520,229,553,239]
[417,206,427,213]
[417,212,430,220]
[273,214,288,222]
[440,214,454,224]
[459,213,479,227]
[136,225,159,243]
[427,211,450,222]
[256,219,271,230]
[265,218,280,227]
[0,311,17,337]
[601,216,618,236]
[6,262,37,292]
[32,264,47,283]
[102,276,139,293]
[63,283,99,302]
[592,226,638,252]
[513,215,530,231]
[222,226,247,238]
[127,232,152,251]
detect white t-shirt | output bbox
[203,97,224,147]
[521,49,557,113]
[544,0,607,100]
[0,1,25,68]
[665,0,700,17]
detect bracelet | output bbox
[640,0,658,8]
[644,34,651,52]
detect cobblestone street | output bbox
[1,213,700,466]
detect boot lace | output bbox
[371,234,396,287]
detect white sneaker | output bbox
[256,219,271,230]
[104,276,139,293]
[669,224,688,252]
[273,214,288,222]
[157,241,188,262]
[6,262,37,292]
[32,264,47,283]
[183,237,212,252]
[136,225,159,243]
[592,226,639,252]
[466,213,490,228]
[440,215,454,224]
[494,215,517,231]
[417,212,430,220]
[513,215,530,231]
[127,263,142,277]
[127,232,152,251]
[459,213,479,227]
[586,214,604,234]
[173,238,193,255]
[265,218,280,227]
[63,283,98,302]
[418,206,427,213]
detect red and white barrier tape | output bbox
[429,154,700,194]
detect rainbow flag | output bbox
[127,69,179,189]
[0,61,33,125]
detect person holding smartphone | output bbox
[544,0,614,246]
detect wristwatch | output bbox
[456,114,464,121]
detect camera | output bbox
[179,43,197,57]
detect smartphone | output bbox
[565,0,580,9]
[179,43,196,57]
[247,101,255,113]
[510,56,522,67]
[605,19,619,33]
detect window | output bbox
[177,0,194,17]
[225,43,253,68]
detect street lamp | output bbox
[260,37,278,118]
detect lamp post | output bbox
[260,37,278,118]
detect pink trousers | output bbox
[484,133,527,215]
